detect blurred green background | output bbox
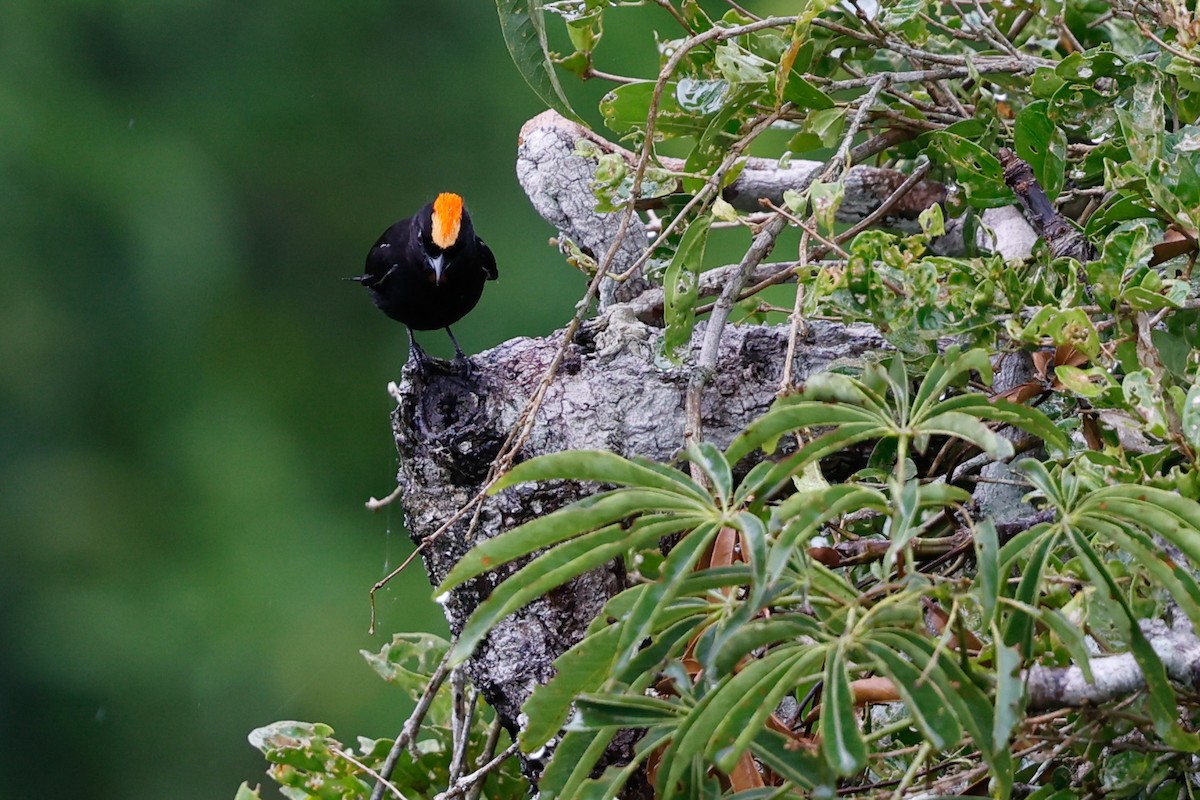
[0,2,593,797]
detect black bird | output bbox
[352,193,497,364]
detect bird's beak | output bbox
[428,253,446,284]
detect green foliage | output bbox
[243,0,1200,796]
[248,635,525,800]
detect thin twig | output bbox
[464,717,505,800]
[447,670,476,786]
[332,748,411,800]
[433,741,521,800]
[832,160,933,246]
[369,649,455,800]
[780,230,811,395]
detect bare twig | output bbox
[433,741,521,800]
[369,649,455,800]
[464,717,505,800]
[332,747,411,800]
[832,160,934,246]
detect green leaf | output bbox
[992,629,1024,756]
[574,693,683,728]
[726,402,881,464]
[1015,100,1066,201]
[540,727,618,799]
[876,630,1008,778]
[616,522,721,670]
[1003,528,1060,657]
[664,216,712,362]
[1183,384,1200,454]
[710,616,823,675]
[919,410,1015,459]
[450,517,688,664]
[925,132,1016,208]
[440,489,701,592]
[1067,527,1200,751]
[522,624,621,751]
[861,639,963,750]
[822,641,867,775]
[910,347,993,416]
[1040,607,1094,684]
[492,449,709,501]
[975,519,1000,629]
[749,727,830,792]
[683,440,730,504]
[497,0,579,121]
[710,647,827,773]
[768,485,889,582]
[599,81,709,138]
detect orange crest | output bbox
[431,193,464,249]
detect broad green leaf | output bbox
[1015,100,1066,200]
[822,642,866,775]
[599,81,709,138]
[664,216,712,362]
[925,131,1016,208]
[497,0,579,121]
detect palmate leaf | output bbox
[859,639,962,750]
[439,489,704,593]
[616,522,722,671]
[709,647,826,774]
[449,517,692,664]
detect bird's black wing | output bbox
[476,237,498,280]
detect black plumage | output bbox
[352,192,497,362]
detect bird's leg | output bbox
[445,327,468,361]
[406,327,432,369]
